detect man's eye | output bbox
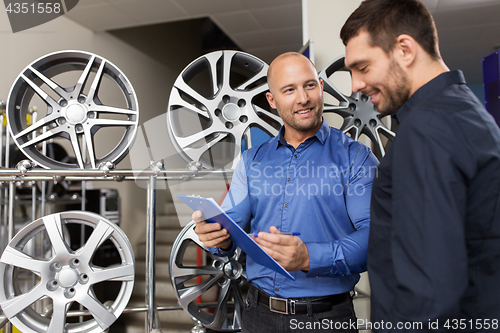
[358,66,368,73]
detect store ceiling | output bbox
[66,0,500,85]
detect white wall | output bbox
[304,0,361,71]
[0,11,184,248]
[303,0,372,324]
[304,0,362,131]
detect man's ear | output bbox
[266,91,276,109]
[394,34,417,67]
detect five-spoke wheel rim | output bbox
[167,50,282,170]
[0,211,135,332]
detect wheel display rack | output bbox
[0,158,232,333]
[0,50,384,333]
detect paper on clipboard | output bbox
[177,195,295,281]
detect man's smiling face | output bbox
[266,54,324,138]
[345,30,411,115]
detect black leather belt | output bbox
[249,284,350,315]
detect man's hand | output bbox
[192,210,232,250]
[254,226,310,271]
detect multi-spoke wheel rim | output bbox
[7,50,139,169]
[170,221,247,332]
[319,55,395,158]
[167,50,282,170]
[0,211,135,333]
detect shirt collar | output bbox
[393,70,466,124]
[275,117,329,149]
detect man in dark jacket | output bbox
[341,0,500,331]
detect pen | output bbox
[249,232,301,237]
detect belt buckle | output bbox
[269,296,288,315]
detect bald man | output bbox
[194,52,378,332]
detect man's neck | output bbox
[283,120,322,149]
[409,58,450,97]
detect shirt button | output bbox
[275,288,279,291]
[285,204,288,207]
[287,178,291,181]
[294,155,297,158]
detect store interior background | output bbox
[1,0,499,331]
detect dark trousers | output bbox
[242,286,358,333]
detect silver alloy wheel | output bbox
[0,211,135,332]
[167,50,282,170]
[319,55,395,158]
[7,50,139,169]
[170,221,247,332]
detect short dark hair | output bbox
[340,0,440,60]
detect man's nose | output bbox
[297,88,308,104]
[351,73,366,93]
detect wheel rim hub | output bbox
[222,103,241,122]
[223,261,242,280]
[57,268,79,288]
[65,103,87,124]
[352,97,379,130]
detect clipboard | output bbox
[177,195,295,281]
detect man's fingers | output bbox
[203,233,231,248]
[195,221,223,234]
[191,215,233,250]
[257,237,309,271]
[194,221,231,248]
[192,210,203,222]
[255,231,290,245]
[254,236,292,254]
[269,226,280,234]
[259,245,280,259]
[254,237,276,249]
[258,242,293,268]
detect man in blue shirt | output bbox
[194,52,378,332]
[341,0,500,331]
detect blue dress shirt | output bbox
[218,118,378,298]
